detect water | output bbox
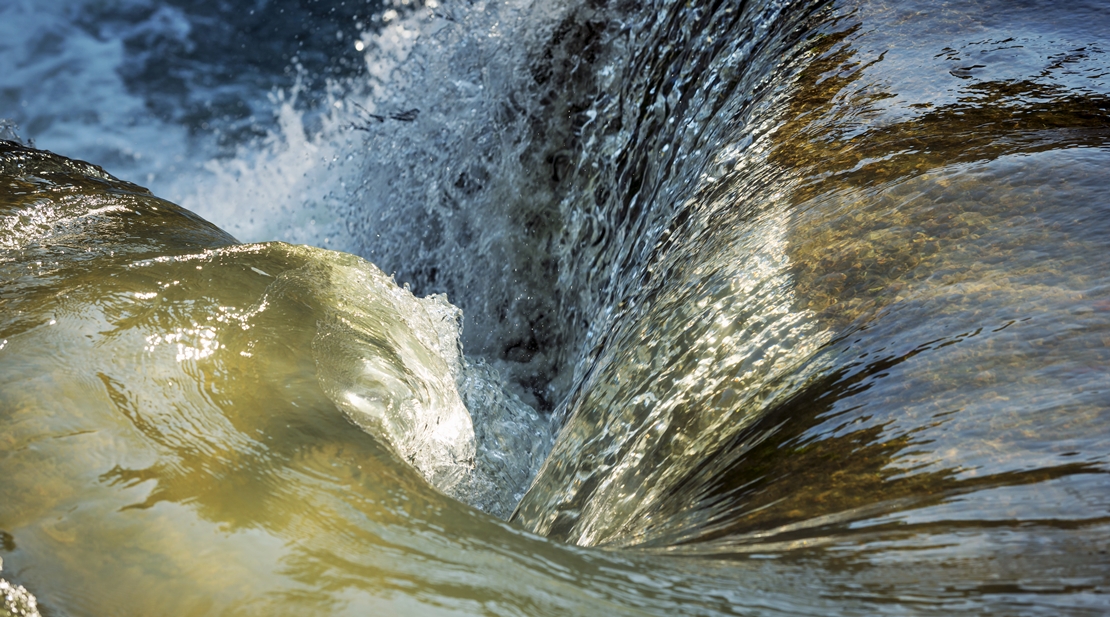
[2,0,1109,614]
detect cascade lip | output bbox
[2,0,1110,613]
[0,140,552,521]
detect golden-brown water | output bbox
[3,0,1110,614]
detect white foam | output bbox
[0,0,195,190]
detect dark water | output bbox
[2,0,1110,614]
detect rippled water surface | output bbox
[2,0,1109,614]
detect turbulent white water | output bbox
[2,0,581,406]
[3,0,1110,613]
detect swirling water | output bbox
[2,0,1110,615]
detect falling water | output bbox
[2,0,1109,614]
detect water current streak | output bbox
[1,0,1110,613]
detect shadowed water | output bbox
[2,0,1110,614]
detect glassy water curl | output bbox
[2,0,1109,614]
